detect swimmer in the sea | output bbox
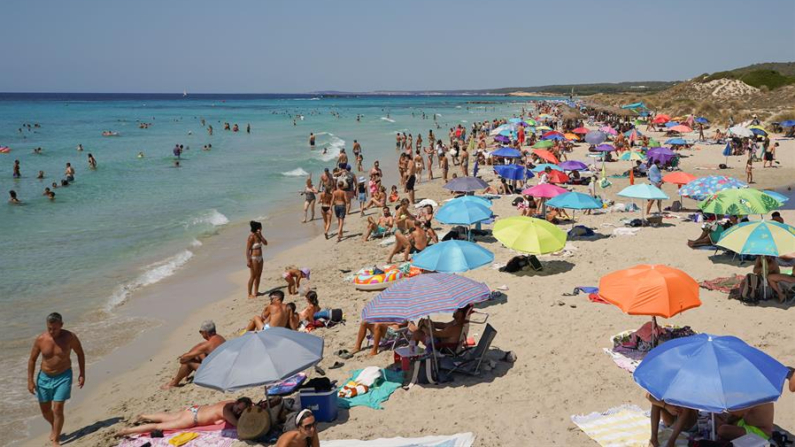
[37,171,45,179]
[9,190,21,204]
[137,152,144,158]
[87,153,97,169]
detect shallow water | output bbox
[0,93,551,442]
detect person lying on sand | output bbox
[362,207,394,241]
[277,409,320,447]
[409,306,468,348]
[116,397,252,437]
[715,402,774,442]
[352,322,408,356]
[245,291,294,332]
[161,321,225,390]
[646,393,696,447]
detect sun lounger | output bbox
[438,324,497,376]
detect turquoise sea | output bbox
[0,93,538,442]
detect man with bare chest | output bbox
[28,312,85,446]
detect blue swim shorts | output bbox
[37,369,73,403]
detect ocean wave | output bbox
[106,250,194,310]
[187,209,229,227]
[283,168,309,177]
[190,239,203,247]
[293,97,320,101]
[380,117,396,123]
[314,134,345,161]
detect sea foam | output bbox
[106,250,194,310]
[380,117,396,123]
[283,168,309,177]
[188,209,230,227]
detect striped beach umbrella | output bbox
[716,221,795,257]
[360,273,490,322]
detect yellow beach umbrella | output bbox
[493,216,567,254]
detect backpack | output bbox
[403,357,438,389]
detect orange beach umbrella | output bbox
[662,172,697,186]
[532,149,559,164]
[598,264,701,319]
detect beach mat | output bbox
[118,427,237,447]
[571,404,688,447]
[321,432,475,447]
[699,274,743,293]
[337,368,402,410]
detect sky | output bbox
[1,0,793,93]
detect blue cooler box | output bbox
[299,388,338,422]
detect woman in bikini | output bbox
[298,291,321,328]
[319,188,333,239]
[246,221,268,299]
[302,177,318,223]
[117,398,252,437]
[283,266,310,295]
[332,181,348,242]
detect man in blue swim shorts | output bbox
[28,312,85,446]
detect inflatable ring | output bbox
[0,146,10,154]
[353,268,403,291]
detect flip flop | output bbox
[314,366,326,376]
[336,349,353,360]
[329,361,344,370]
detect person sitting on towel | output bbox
[409,306,468,347]
[161,320,225,390]
[715,402,775,442]
[545,206,571,224]
[116,397,252,437]
[277,409,319,447]
[646,394,696,447]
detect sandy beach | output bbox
[24,120,795,447]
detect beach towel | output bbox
[268,372,307,395]
[603,346,646,373]
[571,404,689,447]
[611,227,640,237]
[321,432,475,447]
[118,427,237,447]
[699,274,744,294]
[337,368,402,410]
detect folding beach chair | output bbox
[438,324,497,376]
[437,308,489,356]
[364,326,410,352]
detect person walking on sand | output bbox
[440,151,449,182]
[246,221,268,299]
[161,321,225,389]
[460,146,469,177]
[28,312,85,447]
[319,187,333,239]
[332,181,348,241]
[302,177,318,223]
[746,158,754,184]
[645,160,663,216]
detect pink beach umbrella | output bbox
[599,126,618,136]
[669,125,693,133]
[521,183,568,198]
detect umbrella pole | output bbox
[651,316,657,347]
[427,318,440,375]
[711,413,716,441]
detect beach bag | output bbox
[671,200,682,212]
[738,273,761,304]
[403,357,437,387]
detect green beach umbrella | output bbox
[619,151,646,162]
[648,138,660,148]
[493,216,567,254]
[698,189,782,216]
[532,140,554,149]
[717,221,795,257]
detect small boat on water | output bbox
[0,146,10,153]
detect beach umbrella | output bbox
[750,127,768,136]
[194,328,324,392]
[531,140,554,149]
[679,175,747,201]
[633,334,789,414]
[493,216,567,254]
[599,126,618,136]
[698,189,782,216]
[508,118,523,124]
[489,124,515,136]
[536,125,552,132]
[530,163,564,173]
[361,273,490,323]
[564,132,579,141]
[546,170,570,184]
[493,164,531,181]
[449,195,492,208]
[436,199,492,225]
[695,117,709,124]
[572,127,589,134]
[652,115,670,124]
[728,125,753,138]
[494,135,511,143]
[664,138,687,146]
[524,119,537,127]
[532,149,559,164]
[664,121,680,128]
[599,264,700,319]
[717,220,795,257]
[780,120,795,128]
[669,125,692,133]
[619,151,646,162]
[411,240,494,273]
[647,147,676,164]
[541,134,566,141]
[763,190,789,203]
[585,131,606,145]
[491,147,522,158]
[541,130,563,138]
[538,114,554,120]
[521,183,567,198]
[547,191,602,210]
[593,144,615,152]
[558,160,589,171]
[498,130,513,137]
[443,176,489,192]
[662,172,697,186]
[619,184,668,201]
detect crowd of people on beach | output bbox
[21,100,795,447]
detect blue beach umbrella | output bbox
[633,334,789,413]
[547,191,602,210]
[411,240,494,273]
[195,328,324,392]
[436,199,492,225]
[619,184,669,200]
[491,147,522,158]
[664,121,680,128]
[361,273,490,322]
[443,176,489,192]
[494,164,532,181]
[499,129,514,137]
[585,131,606,145]
[530,163,564,173]
[665,138,687,145]
[716,220,795,257]
[780,120,795,128]
[750,128,767,136]
[695,117,709,124]
[449,195,492,208]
